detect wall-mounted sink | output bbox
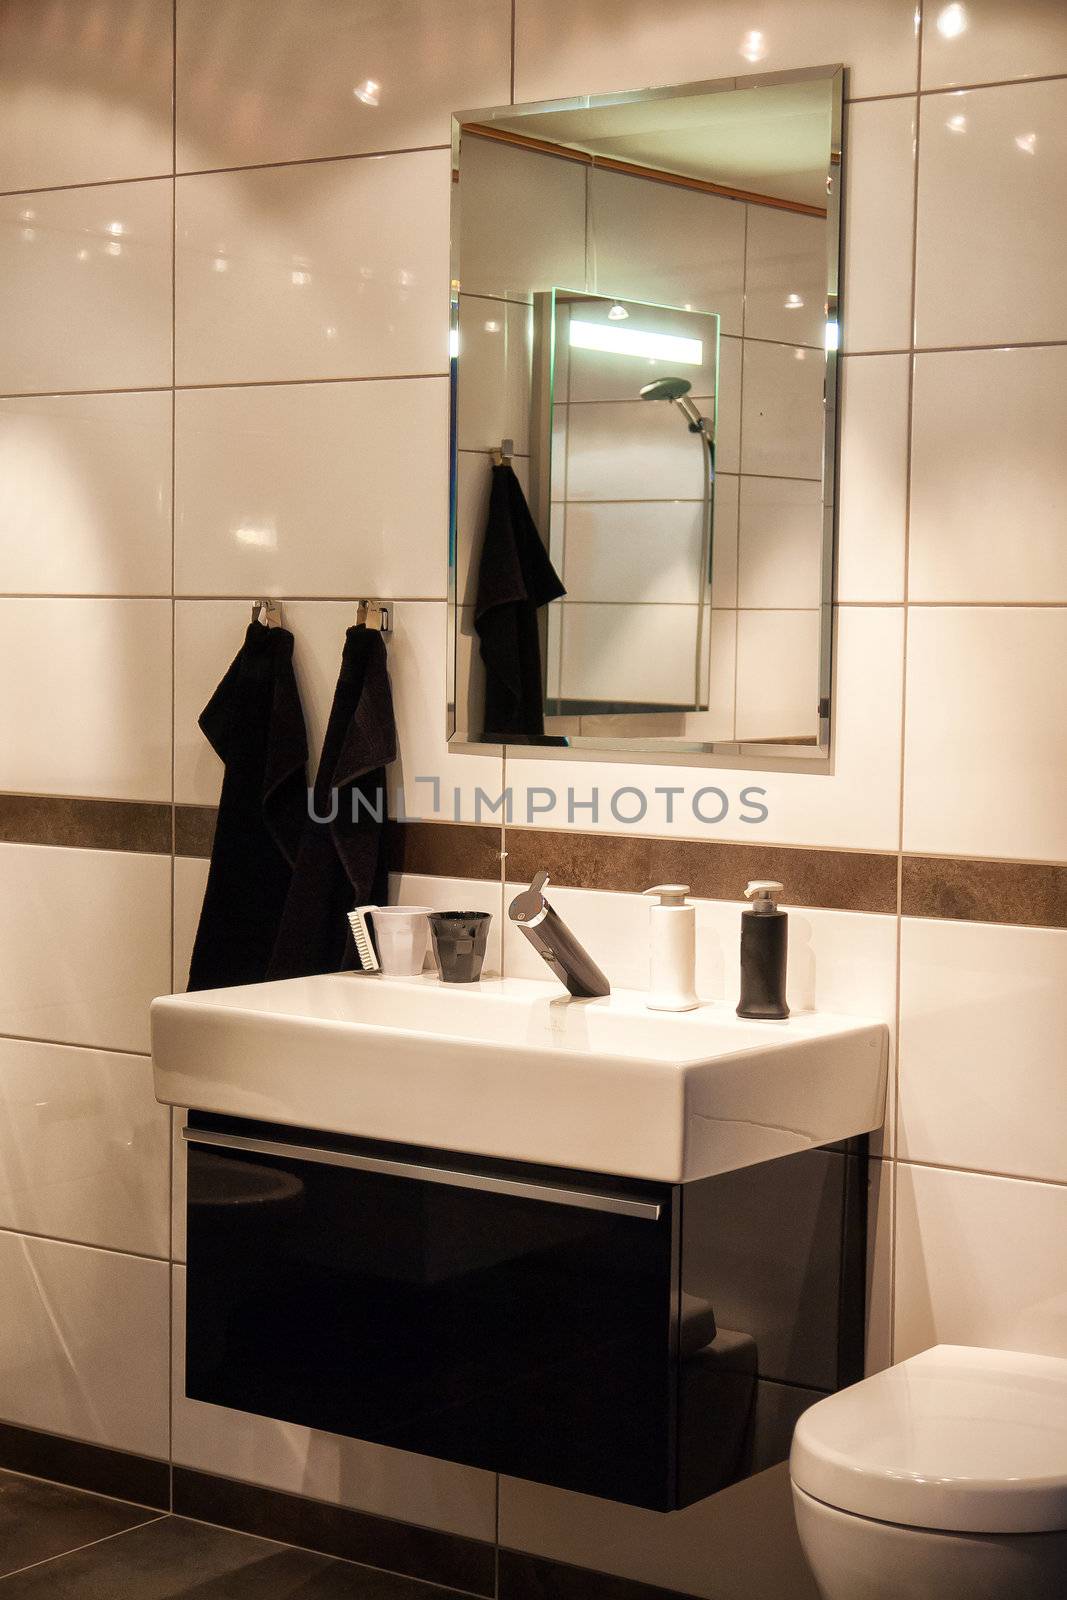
[152,974,887,1183]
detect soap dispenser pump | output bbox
[737,881,789,1020]
[644,884,699,1012]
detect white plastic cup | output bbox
[368,906,433,976]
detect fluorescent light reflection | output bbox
[568,320,703,365]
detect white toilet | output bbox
[789,1344,1067,1600]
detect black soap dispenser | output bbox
[737,880,789,1020]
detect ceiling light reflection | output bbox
[1015,132,1037,154]
[353,78,380,106]
[947,113,967,133]
[937,3,967,38]
[785,293,804,309]
[740,29,767,62]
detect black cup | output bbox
[429,911,491,983]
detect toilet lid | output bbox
[790,1345,1067,1534]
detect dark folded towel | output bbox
[474,462,565,739]
[268,624,397,980]
[188,620,309,991]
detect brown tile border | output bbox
[0,793,171,855]
[4,796,1066,930]
[902,855,1067,930]
[388,819,503,882]
[504,828,898,915]
[174,804,217,859]
[0,1420,170,1511]
[172,1467,495,1596]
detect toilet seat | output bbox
[790,1345,1067,1535]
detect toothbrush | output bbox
[347,907,381,972]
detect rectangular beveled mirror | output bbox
[448,66,843,759]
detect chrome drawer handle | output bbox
[182,1127,662,1222]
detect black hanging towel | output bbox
[188,620,309,992]
[268,625,397,980]
[474,462,565,739]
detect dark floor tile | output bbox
[0,1471,159,1579]
[173,1468,494,1596]
[0,1422,170,1510]
[0,1516,475,1598]
[498,1549,692,1600]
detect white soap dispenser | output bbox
[643,884,699,1012]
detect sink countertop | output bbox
[152,972,889,1184]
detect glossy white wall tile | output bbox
[0,1232,168,1458]
[175,378,448,598]
[176,0,510,172]
[500,1462,819,1600]
[735,609,821,741]
[457,136,587,304]
[512,0,919,103]
[744,207,826,349]
[910,346,1067,602]
[899,919,1067,1184]
[842,98,916,354]
[915,79,1067,348]
[563,502,709,605]
[173,855,210,994]
[835,354,908,603]
[894,1162,1067,1361]
[0,0,173,193]
[903,607,1067,862]
[559,603,704,705]
[921,0,1067,90]
[175,150,450,384]
[0,1038,169,1257]
[456,297,532,455]
[588,171,745,336]
[0,392,172,596]
[0,181,172,395]
[505,605,904,849]
[740,342,824,479]
[737,477,823,610]
[565,400,708,501]
[866,1158,894,1373]
[171,1266,497,1537]
[0,599,171,801]
[0,845,170,1054]
[0,598,171,806]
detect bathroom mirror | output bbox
[449,66,843,758]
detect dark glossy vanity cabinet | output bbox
[185,1113,867,1511]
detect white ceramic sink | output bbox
[152,973,888,1184]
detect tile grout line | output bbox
[160,1501,493,1600]
[0,143,451,199]
[0,1514,169,1586]
[169,0,178,1511]
[887,2,927,1369]
[0,1220,170,1267]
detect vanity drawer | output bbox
[184,1114,865,1511]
